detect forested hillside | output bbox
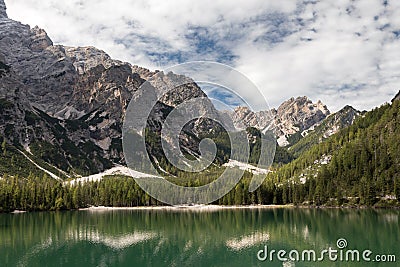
[1,97,400,211]
[265,99,400,207]
[288,105,361,158]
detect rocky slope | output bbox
[230,96,330,146]
[0,0,224,177]
[0,0,365,178]
[0,0,6,19]
[289,105,361,157]
[268,97,400,207]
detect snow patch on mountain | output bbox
[223,160,270,175]
[67,166,161,186]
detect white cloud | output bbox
[234,0,400,111]
[5,0,400,111]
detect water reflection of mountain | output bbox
[0,209,398,266]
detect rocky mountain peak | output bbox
[319,105,360,139]
[64,46,121,75]
[277,96,329,117]
[229,96,330,146]
[234,106,251,114]
[231,106,270,130]
[0,1,228,176]
[131,65,158,80]
[274,96,330,145]
[30,26,53,52]
[0,0,7,19]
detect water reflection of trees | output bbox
[0,209,398,266]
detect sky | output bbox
[5,0,400,112]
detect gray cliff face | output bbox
[319,105,360,139]
[0,0,225,175]
[230,96,331,146]
[0,18,77,114]
[274,96,330,136]
[0,0,362,176]
[0,7,145,118]
[0,0,6,19]
[289,105,361,157]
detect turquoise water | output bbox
[0,208,398,266]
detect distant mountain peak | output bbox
[321,105,360,138]
[340,105,358,112]
[229,96,330,146]
[288,104,361,157]
[30,26,53,52]
[276,96,329,117]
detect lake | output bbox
[0,208,398,267]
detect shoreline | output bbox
[4,204,399,214]
[78,204,295,212]
[78,204,400,212]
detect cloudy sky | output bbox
[5,0,400,111]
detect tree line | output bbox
[1,100,400,212]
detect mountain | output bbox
[1,0,399,211]
[289,105,362,157]
[230,96,330,146]
[266,97,400,206]
[0,0,225,177]
[0,0,355,179]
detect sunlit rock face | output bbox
[0,0,229,175]
[230,96,330,146]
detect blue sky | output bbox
[6,0,400,111]
[198,83,248,111]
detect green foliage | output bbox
[30,141,69,171]
[274,146,294,165]
[0,138,48,178]
[1,138,6,156]
[0,175,160,212]
[267,100,400,207]
[166,166,225,186]
[289,106,361,158]
[199,129,231,164]
[1,99,400,211]
[0,170,275,212]
[0,174,65,212]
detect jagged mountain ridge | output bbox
[230,96,331,146]
[0,0,224,177]
[267,96,400,206]
[0,0,364,178]
[289,105,362,157]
